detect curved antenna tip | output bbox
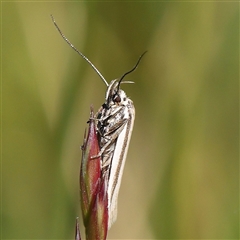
[117,51,147,90]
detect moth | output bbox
[94,56,145,228]
[51,15,146,229]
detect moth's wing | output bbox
[107,103,135,229]
[100,120,128,174]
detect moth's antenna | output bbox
[117,51,147,92]
[51,15,109,87]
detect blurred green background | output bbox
[1,1,239,239]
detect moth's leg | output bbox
[102,107,122,121]
[90,119,128,159]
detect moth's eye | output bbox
[113,94,121,103]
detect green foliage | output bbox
[2,1,238,239]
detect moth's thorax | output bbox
[95,78,134,150]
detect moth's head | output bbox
[112,89,128,105]
[105,79,129,107]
